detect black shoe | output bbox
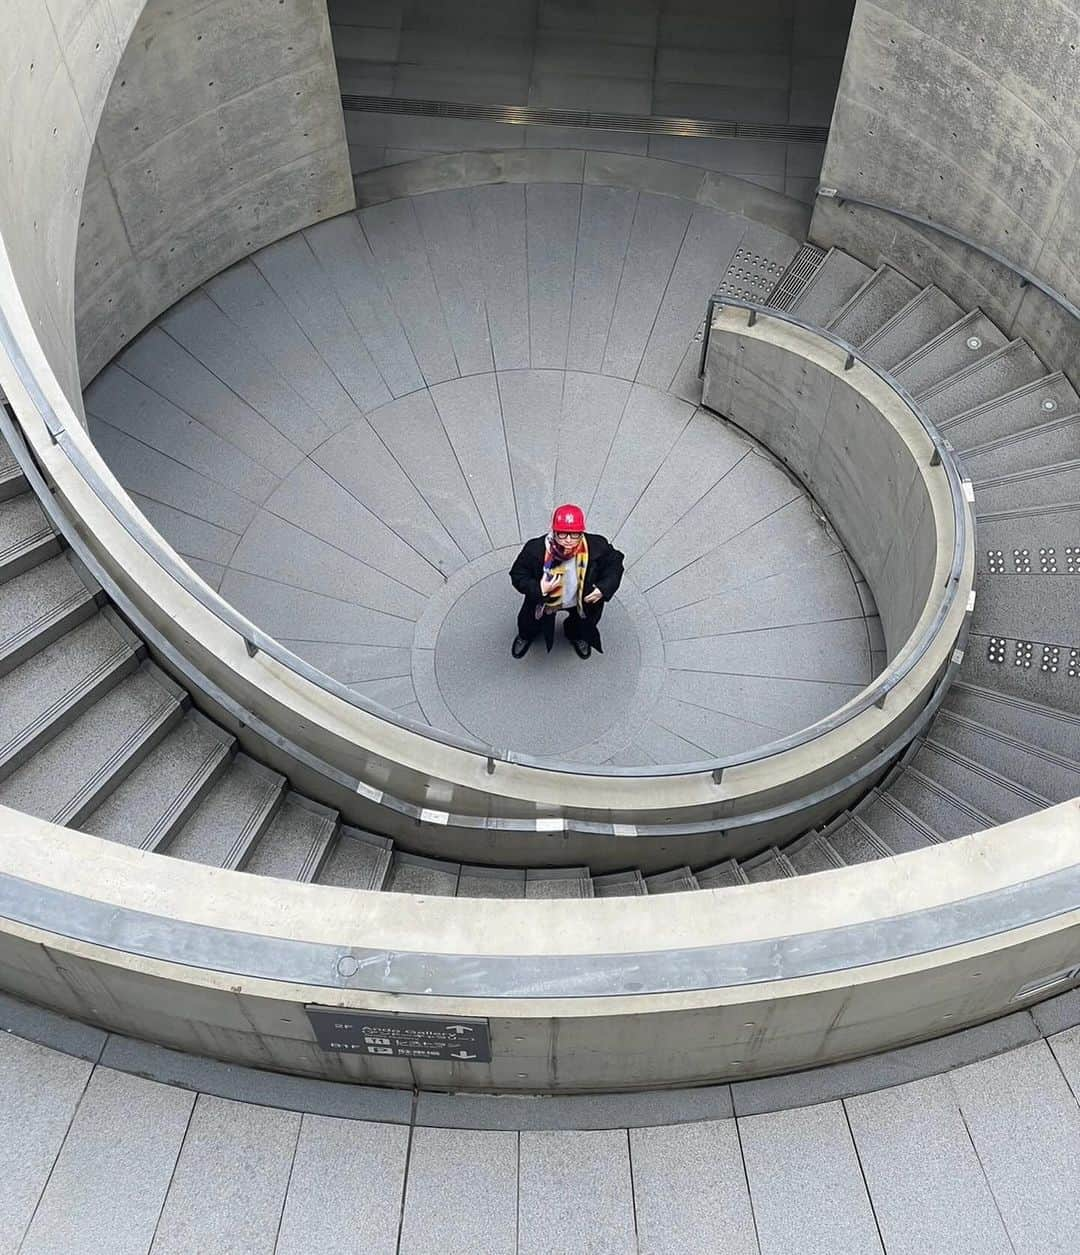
[511,635,532,659]
[571,637,591,660]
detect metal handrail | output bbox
[815,185,1080,326]
[0,290,971,784]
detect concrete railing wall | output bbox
[1,801,1078,1091]
[703,310,941,659]
[812,0,1080,387]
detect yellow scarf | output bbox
[540,533,588,614]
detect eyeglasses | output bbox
[554,531,582,540]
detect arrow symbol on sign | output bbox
[450,1050,477,1060]
[445,1025,470,1034]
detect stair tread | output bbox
[0,554,98,673]
[933,711,1080,804]
[912,742,1047,823]
[243,794,337,882]
[82,709,234,849]
[787,248,874,325]
[645,866,700,893]
[826,816,890,864]
[883,770,991,841]
[525,869,594,899]
[787,834,844,874]
[0,492,58,577]
[861,286,964,369]
[917,341,1046,425]
[457,866,526,899]
[592,870,647,897]
[828,264,920,346]
[0,613,140,772]
[742,850,794,882]
[318,827,392,891]
[0,664,182,825]
[695,859,747,887]
[946,682,1080,760]
[892,311,1008,396]
[963,413,1080,479]
[385,852,460,896]
[942,372,1080,448]
[165,755,284,867]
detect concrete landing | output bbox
[86,181,883,767]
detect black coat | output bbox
[509,533,625,651]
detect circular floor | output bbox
[85,177,883,767]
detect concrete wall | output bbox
[0,800,1077,1091]
[74,0,355,385]
[812,0,1080,386]
[0,0,144,414]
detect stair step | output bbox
[961,634,1080,718]
[946,682,1080,761]
[825,814,892,863]
[0,436,27,501]
[0,493,60,583]
[861,286,964,369]
[962,413,1080,480]
[164,754,285,868]
[786,248,874,325]
[859,786,943,850]
[767,242,827,310]
[0,610,142,781]
[457,865,526,898]
[974,507,1080,579]
[0,663,184,826]
[318,827,393,890]
[827,264,920,346]
[786,833,845,874]
[525,868,594,899]
[885,769,994,840]
[742,848,796,882]
[916,341,1047,425]
[243,793,338,882]
[385,852,461,896]
[696,859,748,887]
[912,741,1048,823]
[645,866,700,893]
[592,869,647,897]
[892,310,1008,396]
[933,709,1080,804]
[82,709,235,850]
[941,372,1080,449]
[972,460,1080,513]
[0,554,101,677]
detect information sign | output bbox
[305,1007,492,1062]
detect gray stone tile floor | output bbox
[329,0,857,203]
[88,178,879,769]
[6,1019,1080,1253]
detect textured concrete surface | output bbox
[330,0,856,203]
[812,0,1080,393]
[74,0,354,385]
[88,188,879,766]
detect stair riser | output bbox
[0,593,100,679]
[143,745,235,854]
[226,786,287,872]
[0,647,140,783]
[0,534,61,585]
[60,700,186,828]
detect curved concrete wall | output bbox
[0,0,351,420]
[0,801,1077,1091]
[74,0,354,384]
[811,0,1080,386]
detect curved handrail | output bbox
[815,185,1080,326]
[1,291,972,786]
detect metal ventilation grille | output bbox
[341,94,830,145]
[766,243,828,309]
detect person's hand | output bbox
[540,573,559,596]
[584,588,603,604]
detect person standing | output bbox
[509,504,624,660]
